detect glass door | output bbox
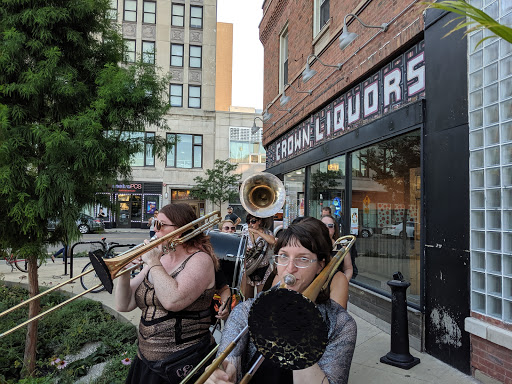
[118,194,131,228]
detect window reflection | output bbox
[351,130,421,305]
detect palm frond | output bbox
[422,1,512,46]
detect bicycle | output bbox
[2,250,44,273]
[80,238,137,293]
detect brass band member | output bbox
[240,214,276,299]
[116,203,218,383]
[206,217,357,384]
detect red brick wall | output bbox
[260,0,425,146]
[471,335,512,384]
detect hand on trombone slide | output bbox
[204,359,236,384]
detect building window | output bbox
[142,41,155,64]
[190,6,203,29]
[189,45,202,68]
[124,0,136,21]
[172,3,184,27]
[143,0,156,24]
[122,131,155,167]
[314,0,330,35]
[170,44,184,67]
[170,84,183,107]
[107,0,118,20]
[229,126,265,164]
[166,134,203,168]
[124,39,136,63]
[279,26,288,92]
[188,85,201,108]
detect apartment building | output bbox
[94,0,265,228]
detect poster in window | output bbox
[350,208,359,235]
[147,201,157,214]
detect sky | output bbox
[217,0,264,110]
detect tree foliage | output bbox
[0,0,170,375]
[192,160,241,211]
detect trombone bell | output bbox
[240,173,285,218]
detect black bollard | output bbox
[380,271,420,369]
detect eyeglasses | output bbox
[154,219,177,231]
[273,254,317,268]
[223,226,236,231]
[325,223,335,228]
[248,219,259,224]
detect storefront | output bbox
[267,40,425,305]
[96,181,162,229]
[170,188,205,218]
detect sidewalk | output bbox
[0,258,480,384]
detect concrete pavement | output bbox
[0,251,481,384]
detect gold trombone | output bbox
[0,211,222,338]
[188,234,357,384]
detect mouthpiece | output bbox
[283,274,296,286]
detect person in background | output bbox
[240,214,276,299]
[321,214,354,281]
[148,210,158,238]
[116,203,218,383]
[321,206,332,217]
[225,206,241,227]
[205,217,357,384]
[97,208,107,219]
[220,219,236,233]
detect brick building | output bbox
[259,0,478,377]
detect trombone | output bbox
[0,211,222,338]
[189,234,357,384]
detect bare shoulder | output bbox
[332,271,349,286]
[185,251,215,269]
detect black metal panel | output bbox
[266,100,424,176]
[423,9,470,374]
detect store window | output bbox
[144,195,160,221]
[351,130,421,304]
[307,155,346,228]
[283,169,306,227]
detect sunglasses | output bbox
[154,219,177,231]
[325,223,335,228]
[248,219,259,224]
[223,226,236,231]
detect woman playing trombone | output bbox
[206,217,357,384]
[116,203,218,383]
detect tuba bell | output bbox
[239,172,285,219]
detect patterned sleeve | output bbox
[317,302,357,384]
[216,299,254,383]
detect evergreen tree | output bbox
[192,159,241,212]
[0,0,170,375]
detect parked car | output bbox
[360,227,374,238]
[48,213,105,234]
[382,221,414,238]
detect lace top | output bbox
[135,252,215,361]
[217,287,357,383]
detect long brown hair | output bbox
[274,217,332,303]
[159,203,219,270]
[322,214,340,242]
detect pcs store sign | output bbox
[266,41,425,168]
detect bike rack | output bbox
[67,241,105,279]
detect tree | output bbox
[424,1,512,47]
[192,160,241,212]
[0,0,170,376]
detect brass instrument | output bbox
[0,211,222,338]
[239,172,285,218]
[190,234,357,384]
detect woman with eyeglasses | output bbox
[240,214,276,299]
[115,203,218,383]
[272,216,350,309]
[220,219,237,233]
[321,214,354,281]
[205,217,357,384]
